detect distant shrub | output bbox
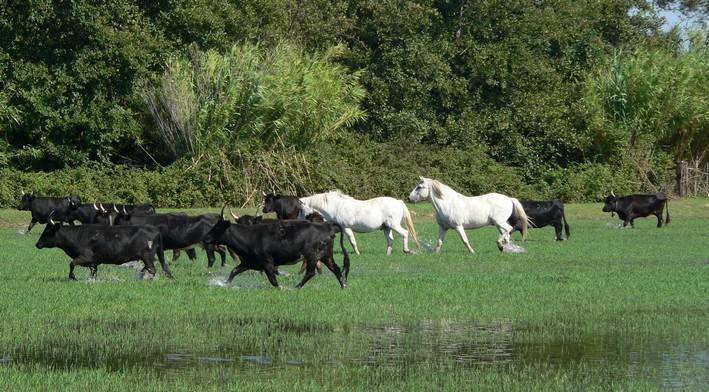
[0,138,675,208]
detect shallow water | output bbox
[3,320,707,389]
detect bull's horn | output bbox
[122,206,128,215]
[262,191,267,196]
[114,205,120,213]
[220,204,227,220]
[610,190,615,197]
[229,207,239,220]
[48,211,56,225]
[93,202,99,210]
[21,190,25,196]
[99,203,107,213]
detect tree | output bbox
[582,30,708,189]
[0,1,166,169]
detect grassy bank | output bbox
[0,199,707,390]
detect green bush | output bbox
[0,137,674,208]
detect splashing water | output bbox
[502,242,527,253]
[208,277,229,287]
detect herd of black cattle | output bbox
[16,190,671,288]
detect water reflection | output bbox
[2,319,707,390]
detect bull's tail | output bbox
[562,209,570,239]
[664,198,671,225]
[336,224,351,279]
[510,198,529,240]
[401,201,421,250]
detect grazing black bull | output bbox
[17,192,82,232]
[114,212,229,267]
[35,217,173,280]
[511,200,570,241]
[602,193,670,228]
[203,215,349,289]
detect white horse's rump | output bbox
[300,190,420,255]
[408,177,528,253]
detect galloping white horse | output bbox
[408,177,528,253]
[299,190,420,255]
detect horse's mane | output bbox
[429,179,454,200]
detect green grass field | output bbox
[0,199,707,391]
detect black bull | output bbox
[68,203,155,225]
[602,193,670,228]
[35,222,173,280]
[114,213,228,267]
[262,194,302,219]
[17,193,82,232]
[203,218,350,289]
[511,199,570,241]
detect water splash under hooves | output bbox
[501,243,527,253]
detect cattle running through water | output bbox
[203,212,350,289]
[408,177,528,253]
[35,215,173,280]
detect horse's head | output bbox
[409,177,431,202]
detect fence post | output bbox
[675,160,687,198]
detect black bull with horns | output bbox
[602,192,670,228]
[17,192,81,233]
[203,207,349,289]
[35,213,173,280]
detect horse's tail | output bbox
[401,201,421,250]
[664,197,671,225]
[511,198,529,240]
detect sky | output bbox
[657,6,706,31]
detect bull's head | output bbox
[36,211,62,249]
[602,194,617,213]
[17,192,36,210]
[205,208,232,245]
[67,195,82,207]
[262,193,278,214]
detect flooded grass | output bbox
[0,199,708,390]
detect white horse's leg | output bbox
[436,226,448,252]
[495,222,513,250]
[454,226,475,253]
[390,224,410,253]
[344,228,360,255]
[383,227,394,255]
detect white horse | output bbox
[299,190,420,255]
[408,177,528,253]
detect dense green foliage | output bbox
[583,31,708,187]
[0,1,706,206]
[142,42,365,163]
[1,199,708,390]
